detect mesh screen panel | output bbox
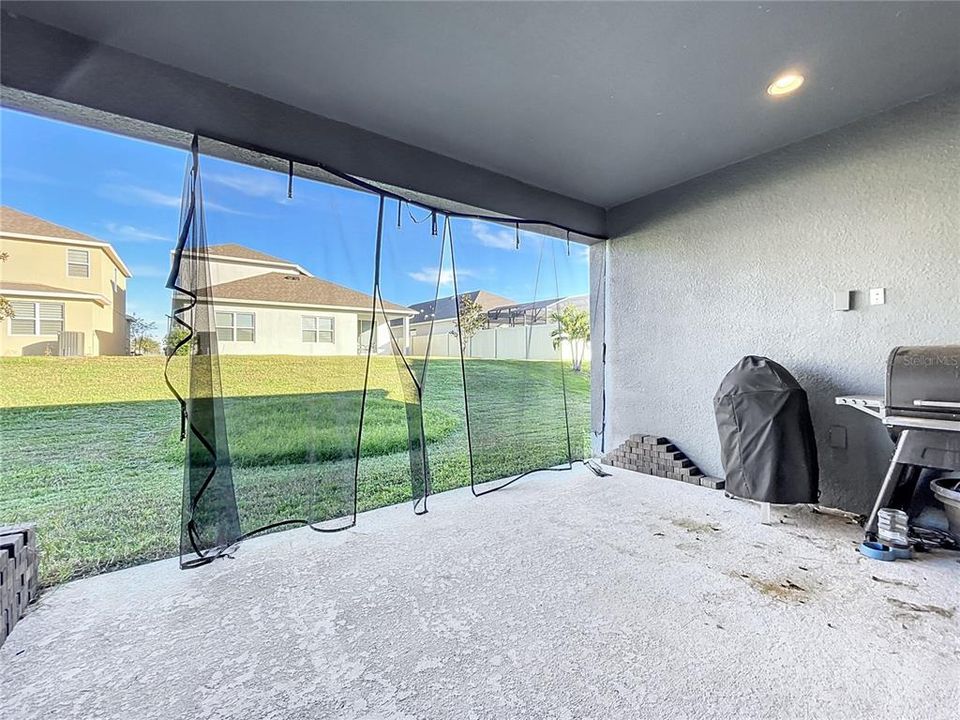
[167,138,591,568]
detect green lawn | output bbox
[0,356,590,586]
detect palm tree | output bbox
[550,306,590,372]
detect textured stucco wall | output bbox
[599,90,960,513]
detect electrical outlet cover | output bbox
[829,425,847,449]
[833,290,852,311]
[869,287,885,305]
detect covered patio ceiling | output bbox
[2,2,959,239]
[2,468,957,719]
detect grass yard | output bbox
[0,355,590,586]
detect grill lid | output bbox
[886,346,960,421]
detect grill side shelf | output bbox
[835,395,884,420]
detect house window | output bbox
[302,315,335,343]
[215,311,255,341]
[67,248,90,278]
[9,301,64,335]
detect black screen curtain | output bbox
[166,137,589,568]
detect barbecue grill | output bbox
[836,345,960,540]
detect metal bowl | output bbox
[931,477,960,541]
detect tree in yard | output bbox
[137,336,161,355]
[550,305,590,372]
[129,314,158,355]
[452,295,487,352]
[0,253,12,321]
[164,325,190,356]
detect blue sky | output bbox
[1,108,588,335]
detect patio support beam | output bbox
[0,12,607,240]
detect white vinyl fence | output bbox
[410,324,589,362]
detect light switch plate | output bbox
[869,287,885,305]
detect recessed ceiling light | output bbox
[767,73,805,97]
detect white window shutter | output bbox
[67,248,90,277]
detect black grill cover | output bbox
[714,356,819,503]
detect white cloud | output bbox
[99,184,181,208]
[408,266,475,285]
[98,183,254,215]
[469,219,516,250]
[1,168,60,186]
[105,222,170,244]
[205,171,285,199]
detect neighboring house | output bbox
[406,290,517,339]
[0,206,131,356]
[406,290,587,335]
[176,243,416,355]
[405,290,589,359]
[485,295,589,327]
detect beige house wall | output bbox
[0,234,129,356]
[1,236,127,299]
[4,298,85,356]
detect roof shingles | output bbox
[204,243,298,265]
[199,272,412,314]
[1,206,103,243]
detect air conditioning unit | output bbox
[58,332,85,357]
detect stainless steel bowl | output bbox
[931,477,960,541]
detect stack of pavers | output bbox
[1,523,39,647]
[603,434,725,490]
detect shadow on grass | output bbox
[0,361,591,586]
[218,390,459,467]
[0,389,460,585]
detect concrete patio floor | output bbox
[2,466,958,720]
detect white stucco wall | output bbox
[598,90,960,514]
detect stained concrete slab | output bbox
[2,467,958,719]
